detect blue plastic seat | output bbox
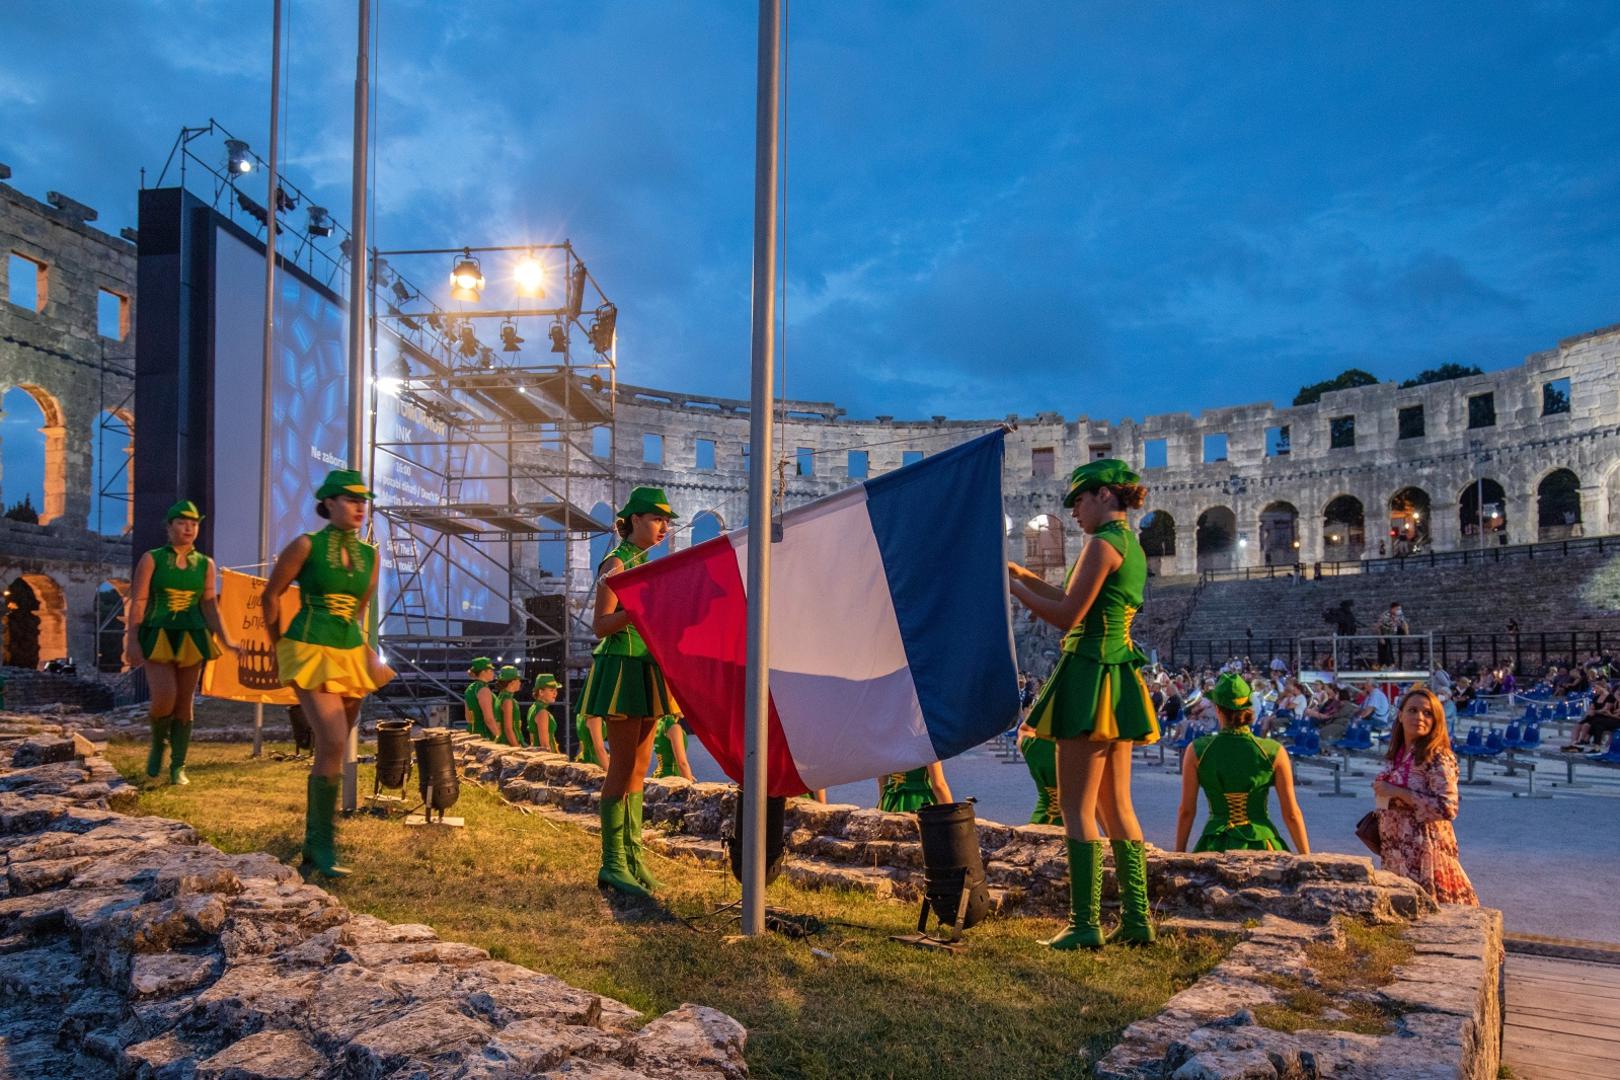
[1519,722,1541,751]
[1501,721,1523,750]
[1483,731,1505,757]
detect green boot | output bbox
[145,716,171,779]
[623,791,661,892]
[598,797,651,898]
[300,775,351,879]
[1041,838,1105,950]
[168,720,192,786]
[1107,839,1156,945]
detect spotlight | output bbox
[567,261,587,319]
[274,187,297,214]
[513,253,546,298]
[893,801,991,951]
[449,250,485,302]
[587,302,617,353]
[339,237,353,261]
[410,730,463,826]
[588,373,604,393]
[457,324,479,358]
[426,312,445,333]
[373,719,414,802]
[478,346,496,369]
[548,320,568,353]
[499,320,524,352]
[225,138,253,175]
[391,278,412,304]
[306,205,332,237]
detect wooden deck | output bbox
[1505,953,1620,1079]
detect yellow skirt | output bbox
[277,638,395,698]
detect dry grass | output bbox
[1254,919,1414,1036]
[106,740,1229,1080]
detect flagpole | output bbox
[741,0,782,937]
[254,0,284,760]
[341,0,371,814]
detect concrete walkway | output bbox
[1504,953,1620,1079]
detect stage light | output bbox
[587,303,617,353]
[450,251,485,302]
[726,790,786,887]
[412,730,462,824]
[275,187,297,214]
[589,373,604,393]
[499,320,524,352]
[548,320,568,353]
[567,262,587,319]
[391,279,412,304]
[895,801,991,950]
[457,324,479,358]
[426,312,445,333]
[374,719,414,798]
[514,253,546,298]
[306,205,332,237]
[225,139,253,175]
[478,346,496,369]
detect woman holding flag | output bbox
[581,486,682,898]
[1009,459,1159,950]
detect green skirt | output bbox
[579,652,680,720]
[1194,821,1288,853]
[137,625,220,666]
[1029,653,1159,744]
[879,788,936,814]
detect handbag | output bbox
[1354,810,1381,855]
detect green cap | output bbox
[533,673,561,690]
[468,657,494,674]
[165,500,204,522]
[617,486,679,520]
[1209,672,1253,712]
[1062,459,1141,507]
[315,468,376,502]
[497,665,522,682]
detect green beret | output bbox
[497,665,522,682]
[315,468,375,502]
[533,673,561,690]
[617,486,679,520]
[165,500,204,522]
[1210,672,1252,712]
[1062,459,1141,507]
[468,657,494,674]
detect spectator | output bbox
[1375,601,1410,667]
[1304,682,1356,743]
[1562,679,1620,753]
[1371,688,1478,905]
[1357,683,1394,730]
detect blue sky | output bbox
[3,0,1619,438]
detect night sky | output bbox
[3,0,1618,458]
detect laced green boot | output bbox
[300,775,352,879]
[1041,838,1105,950]
[145,716,171,779]
[1106,839,1156,945]
[598,796,652,898]
[168,720,192,786]
[623,791,661,892]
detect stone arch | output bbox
[1195,506,1237,572]
[1,384,67,525]
[1537,467,1582,539]
[1023,513,1067,582]
[1387,486,1431,555]
[3,572,66,667]
[96,579,130,672]
[1258,501,1299,566]
[689,509,726,547]
[1604,460,1620,534]
[92,406,134,536]
[1322,494,1365,563]
[1457,478,1507,543]
[1138,510,1175,556]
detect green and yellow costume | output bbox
[276,525,388,697]
[137,545,221,666]
[652,715,683,778]
[575,712,603,765]
[879,767,936,813]
[493,675,521,745]
[464,680,496,740]
[1190,729,1289,852]
[523,673,561,749]
[1019,733,1062,825]
[578,540,681,720]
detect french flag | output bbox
[610,430,1020,796]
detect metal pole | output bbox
[254,0,284,759]
[741,0,782,937]
[341,0,371,813]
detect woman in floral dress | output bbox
[1371,686,1478,905]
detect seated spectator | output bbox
[1261,678,1309,737]
[1562,679,1620,752]
[1304,683,1356,743]
[1357,683,1394,730]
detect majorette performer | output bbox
[493,665,523,746]
[262,469,394,879]
[579,486,681,898]
[1018,721,1063,826]
[650,715,694,781]
[524,673,561,751]
[124,500,237,786]
[1008,459,1159,950]
[876,762,952,813]
[576,710,608,768]
[463,657,497,740]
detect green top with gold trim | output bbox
[1190,729,1288,852]
[576,712,602,765]
[879,767,935,813]
[525,702,557,748]
[284,526,375,650]
[592,541,651,658]
[653,715,682,778]
[495,690,517,742]
[1060,520,1147,664]
[141,546,211,630]
[464,680,494,738]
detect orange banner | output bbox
[201,569,298,705]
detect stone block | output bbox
[194,1030,326,1080]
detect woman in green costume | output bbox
[651,715,695,780]
[1174,673,1310,854]
[524,673,561,750]
[123,500,237,786]
[463,658,497,740]
[493,666,523,746]
[263,469,395,879]
[576,712,608,767]
[877,762,952,813]
[1009,459,1159,950]
[580,486,681,897]
[1018,722,1063,826]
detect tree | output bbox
[1399,362,1484,389]
[1293,369,1379,406]
[3,495,39,524]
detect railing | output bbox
[1195,532,1619,584]
[1170,630,1609,674]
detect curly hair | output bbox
[1216,704,1255,730]
[1105,482,1148,509]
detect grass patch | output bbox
[1254,919,1414,1036]
[104,740,1228,1079]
